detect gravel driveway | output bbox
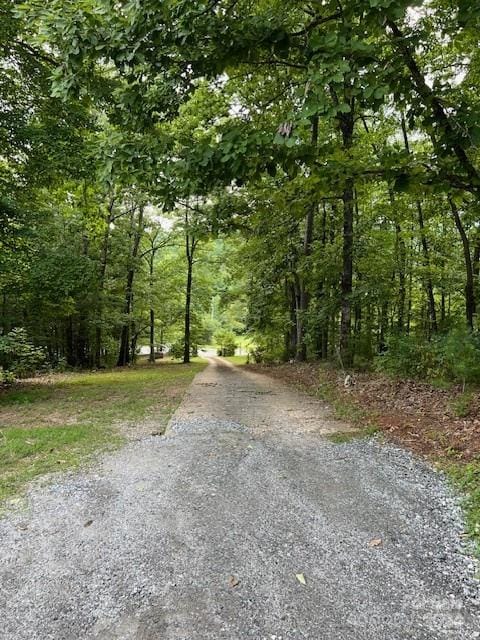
[1,357,479,639]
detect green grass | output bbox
[328,424,381,444]
[449,391,474,418]
[310,377,371,426]
[0,361,205,503]
[445,460,480,557]
[221,355,248,365]
[0,424,121,502]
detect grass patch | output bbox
[311,377,371,426]
[449,391,474,418]
[0,361,205,503]
[0,424,120,502]
[328,424,380,444]
[222,355,248,365]
[445,460,480,556]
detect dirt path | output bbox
[169,356,350,436]
[0,357,479,639]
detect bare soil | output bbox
[246,362,480,462]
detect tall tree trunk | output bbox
[400,115,438,334]
[183,206,197,365]
[149,248,156,364]
[183,242,194,364]
[340,177,354,365]
[95,197,116,368]
[449,197,476,329]
[117,206,144,367]
[117,267,135,367]
[395,222,406,332]
[296,116,319,362]
[338,102,355,366]
[149,308,155,364]
[285,279,297,360]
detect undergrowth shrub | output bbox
[375,329,480,384]
[214,329,237,357]
[0,328,47,381]
[249,334,285,363]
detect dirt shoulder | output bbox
[245,362,480,462]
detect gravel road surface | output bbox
[0,357,479,639]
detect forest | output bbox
[1,0,480,384]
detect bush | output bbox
[0,328,47,381]
[169,341,185,360]
[248,333,285,364]
[214,329,237,357]
[375,329,480,385]
[169,341,198,360]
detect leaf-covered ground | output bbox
[246,362,480,461]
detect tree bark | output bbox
[449,197,476,329]
[117,206,144,367]
[337,94,355,366]
[95,197,116,368]
[183,239,194,364]
[400,115,438,333]
[149,246,156,364]
[183,207,197,365]
[296,115,319,362]
[149,308,155,363]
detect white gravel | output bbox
[0,357,479,639]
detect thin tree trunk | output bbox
[340,177,354,365]
[183,206,197,365]
[117,206,144,366]
[183,243,194,364]
[339,103,355,366]
[149,308,155,363]
[395,222,406,332]
[95,197,116,367]
[149,248,155,363]
[400,115,438,333]
[296,116,319,362]
[449,197,476,329]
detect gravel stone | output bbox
[0,356,478,639]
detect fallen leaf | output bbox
[296,573,306,585]
[228,575,240,588]
[368,538,382,547]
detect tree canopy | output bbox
[1,0,480,379]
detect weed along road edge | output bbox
[0,357,479,639]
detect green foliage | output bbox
[169,341,199,360]
[375,330,480,384]
[449,392,474,418]
[214,329,237,357]
[250,332,285,364]
[0,328,47,381]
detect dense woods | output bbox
[2,0,480,383]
